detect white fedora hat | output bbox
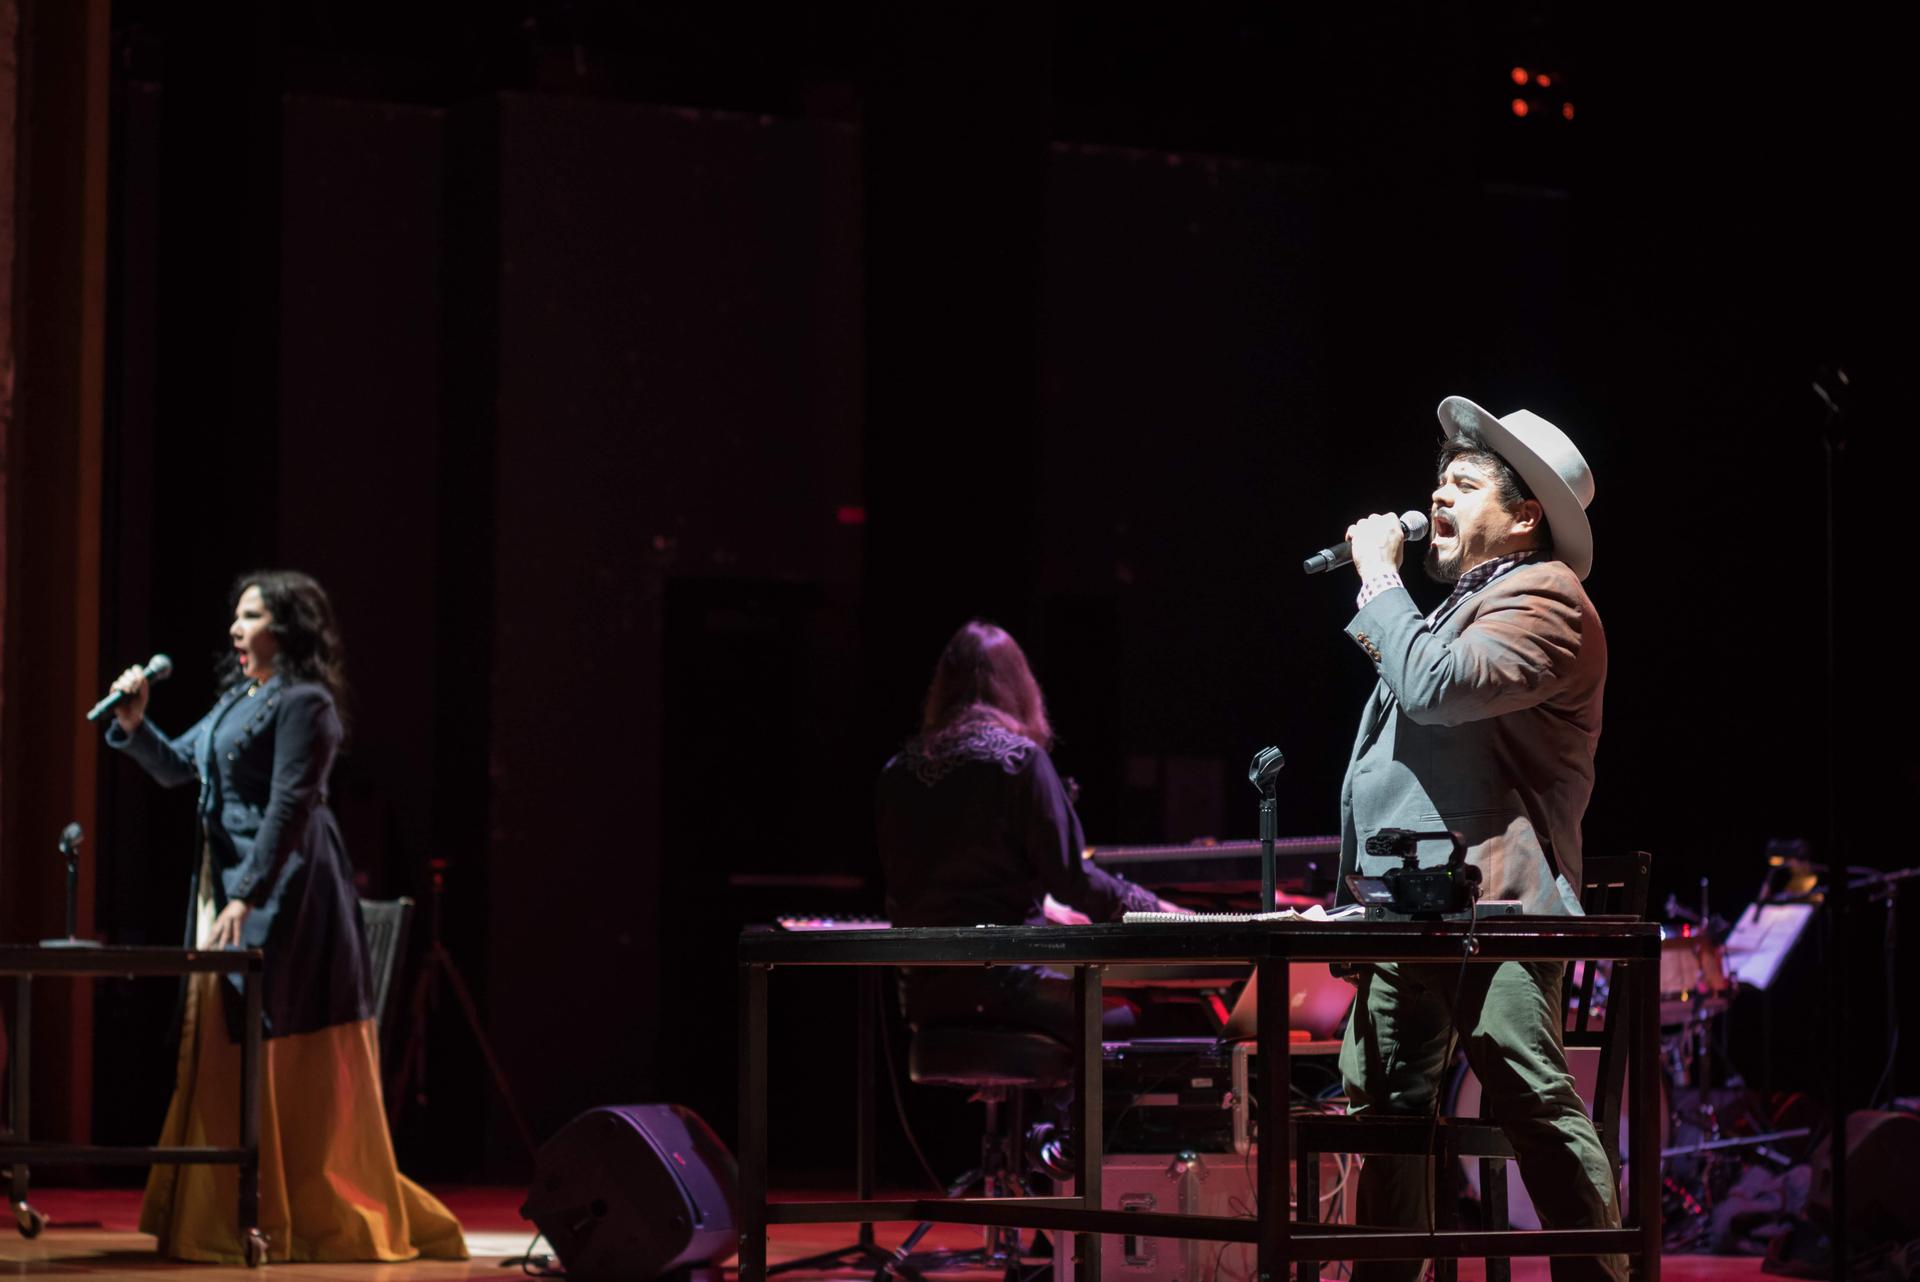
[1436,396,1595,581]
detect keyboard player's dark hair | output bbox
[920,620,1054,750]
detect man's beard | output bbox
[1424,540,1463,585]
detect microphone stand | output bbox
[40,822,99,949]
[1814,368,1849,1282]
[1248,748,1285,909]
[387,858,537,1162]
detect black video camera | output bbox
[1345,827,1482,918]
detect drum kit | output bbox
[1647,873,1826,1250]
[1653,926,1751,1248]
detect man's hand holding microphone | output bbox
[1302,511,1427,577]
[1344,512,1413,580]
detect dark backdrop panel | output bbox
[857,4,1053,753]
[93,80,190,1151]
[483,93,862,1172]
[93,45,290,1144]
[274,95,463,1167]
[1036,145,1334,846]
[662,577,870,1179]
[277,95,446,894]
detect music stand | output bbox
[1724,900,1817,991]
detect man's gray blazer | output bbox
[1337,559,1606,916]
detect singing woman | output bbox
[105,570,464,1265]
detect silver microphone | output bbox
[85,653,174,722]
[1302,511,1431,575]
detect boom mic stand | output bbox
[387,858,538,1163]
[1814,367,1850,1282]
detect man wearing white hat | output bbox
[1333,397,1621,1282]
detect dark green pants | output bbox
[1338,960,1626,1282]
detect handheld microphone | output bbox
[1302,511,1430,575]
[85,653,173,722]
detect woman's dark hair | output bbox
[920,620,1053,749]
[218,569,351,732]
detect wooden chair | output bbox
[1292,851,1653,1282]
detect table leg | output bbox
[857,969,877,1249]
[1256,957,1293,1282]
[739,963,770,1282]
[240,969,262,1248]
[1074,964,1103,1282]
[1296,1138,1319,1282]
[9,977,28,1210]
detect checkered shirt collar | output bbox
[1427,549,1539,626]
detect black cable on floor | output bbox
[500,1227,565,1277]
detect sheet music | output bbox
[1723,901,1817,989]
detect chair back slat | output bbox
[1574,852,1651,1173]
[1562,851,1652,1034]
[357,896,416,1039]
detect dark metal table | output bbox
[738,918,1662,1282]
[0,945,267,1265]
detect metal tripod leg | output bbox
[388,941,539,1161]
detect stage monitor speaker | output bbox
[521,1103,739,1282]
[1808,1110,1920,1244]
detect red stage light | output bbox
[836,505,866,526]
[1536,73,1553,87]
[1562,102,1575,120]
[1511,66,1529,85]
[1511,98,1530,118]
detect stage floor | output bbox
[0,1186,1769,1280]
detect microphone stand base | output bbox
[37,936,102,949]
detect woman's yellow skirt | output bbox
[140,944,468,1263]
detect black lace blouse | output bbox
[876,721,1157,928]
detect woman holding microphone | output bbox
[105,570,464,1265]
